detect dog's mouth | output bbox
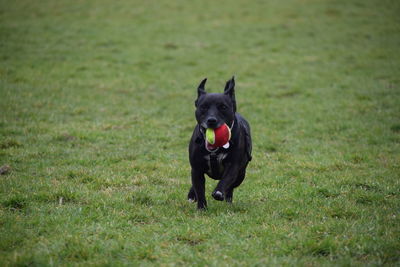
[200,122,232,151]
[199,125,207,137]
[200,122,224,131]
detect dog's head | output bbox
[195,77,236,130]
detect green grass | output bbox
[1,0,399,265]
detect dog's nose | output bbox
[206,117,217,127]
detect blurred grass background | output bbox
[0,0,399,265]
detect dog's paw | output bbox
[225,191,233,203]
[187,188,197,202]
[212,190,224,201]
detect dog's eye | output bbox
[200,105,208,111]
[218,104,227,110]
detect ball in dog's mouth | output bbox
[205,123,231,148]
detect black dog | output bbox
[188,77,252,209]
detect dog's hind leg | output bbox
[225,169,246,203]
[225,189,233,203]
[187,186,197,202]
[232,168,246,188]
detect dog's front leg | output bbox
[212,164,239,201]
[191,169,207,209]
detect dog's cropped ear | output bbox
[198,78,207,97]
[195,78,207,106]
[224,76,235,96]
[224,76,236,112]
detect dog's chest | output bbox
[204,151,228,179]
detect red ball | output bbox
[206,123,231,150]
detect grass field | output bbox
[1,0,399,265]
